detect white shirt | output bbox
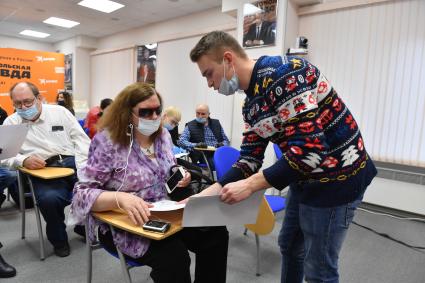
[2,104,90,171]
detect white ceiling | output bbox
[0,0,222,43]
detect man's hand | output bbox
[195,142,207,148]
[177,171,191,188]
[117,192,153,226]
[220,179,253,204]
[23,155,46,170]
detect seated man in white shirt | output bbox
[2,82,90,257]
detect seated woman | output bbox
[161,106,181,146]
[56,91,75,116]
[70,82,228,283]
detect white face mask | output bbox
[137,116,161,136]
[218,60,240,96]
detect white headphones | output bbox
[115,123,134,192]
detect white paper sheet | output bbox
[0,124,29,160]
[182,190,264,227]
[149,200,185,211]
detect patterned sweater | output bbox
[219,56,377,207]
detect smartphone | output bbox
[165,166,185,194]
[142,220,170,233]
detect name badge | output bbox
[52,125,64,132]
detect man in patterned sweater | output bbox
[189,31,377,283]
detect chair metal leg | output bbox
[86,217,101,283]
[255,234,260,276]
[17,171,26,239]
[86,221,93,283]
[110,225,132,283]
[200,151,214,181]
[27,177,45,260]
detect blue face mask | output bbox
[196,117,207,124]
[16,103,39,120]
[164,123,175,131]
[218,60,239,96]
[137,116,161,136]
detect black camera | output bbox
[296,36,308,49]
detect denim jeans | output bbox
[0,168,17,193]
[279,185,362,283]
[30,157,77,247]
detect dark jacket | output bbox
[186,118,225,163]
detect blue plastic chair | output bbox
[273,143,283,159]
[267,144,287,213]
[215,145,286,213]
[78,119,85,128]
[214,145,285,275]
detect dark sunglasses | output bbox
[138,106,162,118]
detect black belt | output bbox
[45,154,74,166]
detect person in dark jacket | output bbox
[178,104,230,168]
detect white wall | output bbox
[54,36,97,110]
[156,35,235,136]
[96,7,236,50]
[0,35,54,51]
[298,0,425,214]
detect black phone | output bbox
[142,220,170,233]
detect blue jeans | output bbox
[0,168,17,194]
[279,185,362,283]
[30,157,77,247]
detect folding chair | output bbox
[18,167,74,260]
[85,217,146,283]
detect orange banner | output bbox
[0,48,65,115]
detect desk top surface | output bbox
[19,167,75,179]
[194,146,216,152]
[93,209,183,240]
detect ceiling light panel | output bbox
[43,17,80,28]
[78,0,125,13]
[19,29,50,38]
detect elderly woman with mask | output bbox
[70,82,228,283]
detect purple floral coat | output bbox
[70,129,176,258]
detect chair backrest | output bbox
[78,119,85,128]
[273,143,283,159]
[244,196,275,236]
[214,146,240,180]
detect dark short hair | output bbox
[9,81,40,97]
[57,91,74,109]
[100,98,113,110]
[190,30,248,63]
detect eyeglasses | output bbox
[13,97,37,109]
[137,106,162,118]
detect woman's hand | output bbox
[116,192,153,226]
[177,171,191,188]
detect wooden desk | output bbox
[19,167,75,179]
[92,209,183,240]
[194,146,216,152]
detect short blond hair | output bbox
[164,106,181,121]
